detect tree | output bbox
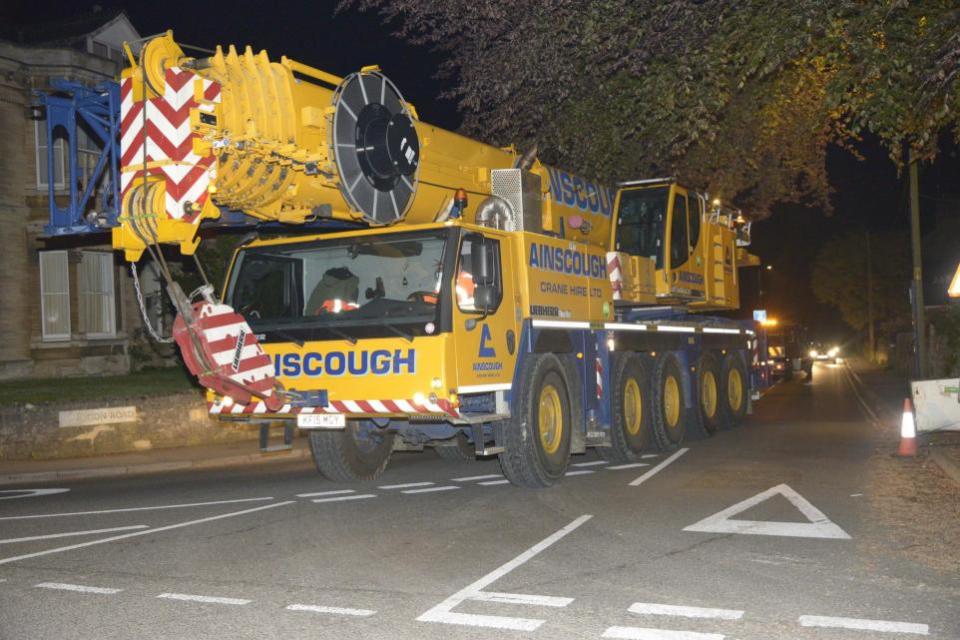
[343,0,960,218]
[811,230,911,331]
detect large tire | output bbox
[309,420,394,482]
[599,353,653,463]
[651,352,688,451]
[720,352,749,428]
[435,433,475,462]
[698,352,724,435]
[499,354,572,487]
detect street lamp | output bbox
[759,265,773,307]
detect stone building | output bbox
[0,11,165,379]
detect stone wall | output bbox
[0,391,258,461]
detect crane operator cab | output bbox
[610,179,755,311]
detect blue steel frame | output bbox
[35,80,122,236]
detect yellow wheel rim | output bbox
[664,375,681,428]
[728,368,743,412]
[701,371,718,419]
[538,384,563,455]
[623,378,643,436]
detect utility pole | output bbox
[908,147,926,378]
[866,231,875,360]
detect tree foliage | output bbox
[811,231,911,330]
[344,0,960,218]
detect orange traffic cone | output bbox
[896,397,917,457]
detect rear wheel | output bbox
[435,433,475,461]
[599,354,652,462]
[720,352,749,428]
[309,420,394,482]
[651,352,688,451]
[499,354,572,487]
[698,352,723,435]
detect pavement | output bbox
[1,361,958,639]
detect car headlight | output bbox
[809,350,818,358]
[828,347,839,357]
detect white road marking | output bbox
[471,591,573,607]
[417,514,591,631]
[629,449,689,486]
[799,615,929,635]
[35,582,122,595]
[296,490,355,498]
[573,460,609,467]
[0,496,276,521]
[565,470,595,476]
[311,494,377,503]
[0,501,294,566]
[452,474,502,482]
[641,454,659,459]
[378,482,434,489]
[603,627,725,640]
[402,486,460,494]
[158,592,250,606]
[628,602,744,620]
[1,525,148,545]
[479,479,510,486]
[608,463,650,470]
[683,484,851,539]
[843,364,881,426]
[0,488,70,501]
[286,604,376,617]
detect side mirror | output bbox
[470,237,495,287]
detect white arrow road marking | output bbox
[603,627,725,640]
[0,488,70,501]
[0,496,275,521]
[630,449,689,486]
[799,615,929,635]
[35,582,123,595]
[683,484,851,539]
[0,501,294,566]
[158,593,250,606]
[417,514,591,631]
[628,603,744,620]
[286,604,376,617]
[1,525,148,545]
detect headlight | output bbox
[829,347,839,357]
[809,350,818,358]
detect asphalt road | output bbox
[1,362,958,639]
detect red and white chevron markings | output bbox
[120,68,221,223]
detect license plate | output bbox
[297,413,346,429]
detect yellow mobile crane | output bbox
[86,33,759,486]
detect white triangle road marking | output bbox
[683,484,851,539]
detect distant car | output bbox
[808,343,840,363]
[768,345,789,378]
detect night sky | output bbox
[6,1,958,345]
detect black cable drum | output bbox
[330,71,421,224]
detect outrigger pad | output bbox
[173,301,282,411]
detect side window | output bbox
[688,194,701,252]
[232,255,302,319]
[670,194,689,268]
[457,234,502,313]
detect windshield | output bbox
[615,187,668,268]
[226,229,453,342]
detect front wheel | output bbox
[309,420,394,482]
[499,354,572,487]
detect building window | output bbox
[78,251,116,337]
[39,251,71,341]
[35,122,67,191]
